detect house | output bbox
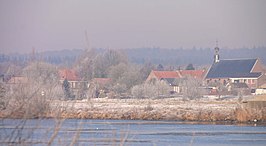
[179,70,206,80]
[146,70,206,93]
[205,46,266,92]
[58,69,89,98]
[59,69,85,89]
[146,70,181,82]
[146,70,181,93]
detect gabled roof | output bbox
[179,70,205,79]
[152,71,181,80]
[58,69,79,81]
[206,59,260,79]
[92,78,112,86]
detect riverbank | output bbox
[47,97,266,122]
[1,97,266,122]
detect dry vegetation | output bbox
[1,85,265,123]
[20,97,262,123]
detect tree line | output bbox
[1,47,266,67]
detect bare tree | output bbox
[140,62,155,81]
[208,81,227,99]
[75,49,97,81]
[108,63,142,96]
[108,63,128,83]
[93,49,128,78]
[3,61,61,118]
[131,80,171,98]
[182,77,203,100]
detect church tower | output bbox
[214,41,220,63]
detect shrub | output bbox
[131,80,171,98]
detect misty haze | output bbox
[0,0,266,146]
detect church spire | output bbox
[214,40,220,63]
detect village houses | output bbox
[146,45,266,96]
[146,69,206,94]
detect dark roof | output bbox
[161,78,176,86]
[229,72,261,78]
[206,59,260,78]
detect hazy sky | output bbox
[0,0,266,53]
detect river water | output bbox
[0,119,266,146]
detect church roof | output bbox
[205,59,261,79]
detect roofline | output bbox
[229,77,259,79]
[204,64,212,79]
[176,70,182,78]
[205,77,229,79]
[257,73,263,79]
[250,58,259,73]
[206,76,261,79]
[60,79,83,82]
[220,58,258,61]
[150,70,159,79]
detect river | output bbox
[0,119,266,146]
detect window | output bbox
[251,89,256,93]
[234,80,240,83]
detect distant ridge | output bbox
[1,47,266,67]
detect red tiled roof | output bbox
[179,70,205,79]
[152,71,181,79]
[58,69,79,81]
[92,78,112,86]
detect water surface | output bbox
[0,119,266,146]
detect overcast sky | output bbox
[0,0,266,53]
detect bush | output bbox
[2,61,62,118]
[131,80,171,98]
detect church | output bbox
[205,46,266,89]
